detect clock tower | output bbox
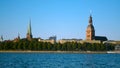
[86,15,95,40]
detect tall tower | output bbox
[26,19,32,41]
[86,14,95,40]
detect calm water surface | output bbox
[0,53,120,68]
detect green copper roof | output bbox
[27,19,32,35]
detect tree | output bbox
[78,43,82,51]
[42,42,47,50]
[57,43,62,50]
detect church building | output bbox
[86,14,107,42]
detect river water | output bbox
[0,53,120,68]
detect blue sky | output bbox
[0,0,120,40]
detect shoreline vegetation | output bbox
[0,39,116,54]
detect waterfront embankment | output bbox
[0,50,108,53]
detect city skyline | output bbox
[0,0,120,40]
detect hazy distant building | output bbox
[49,36,56,41]
[103,40,120,44]
[26,19,33,41]
[38,36,56,44]
[115,45,120,51]
[58,39,82,44]
[58,39,102,44]
[86,14,107,42]
[14,33,20,42]
[49,36,56,43]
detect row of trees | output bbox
[0,39,115,51]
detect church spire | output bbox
[27,19,32,35]
[89,14,93,24]
[26,19,32,41]
[89,10,93,24]
[18,33,20,39]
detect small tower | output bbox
[0,35,3,42]
[86,14,95,40]
[18,33,20,39]
[14,33,20,42]
[26,19,32,41]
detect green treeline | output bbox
[0,39,115,51]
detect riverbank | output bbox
[0,50,107,53]
[0,50,120,54]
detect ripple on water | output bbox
[0,53,120,68]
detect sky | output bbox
[0,0,120,40]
